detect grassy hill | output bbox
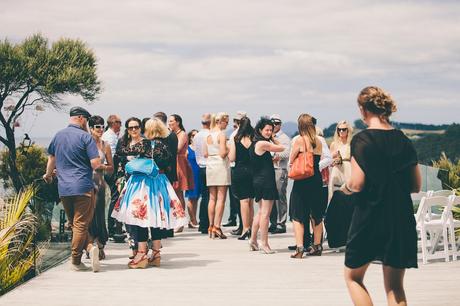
[412,124,460,164]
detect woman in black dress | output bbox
[228,117,255,240]
[248,118,285,254]
[341,86,421,306]
[288,114,323,258]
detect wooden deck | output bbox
[2,225,460,306]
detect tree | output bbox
[0,34,101,191]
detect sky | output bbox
[1,0,460,138]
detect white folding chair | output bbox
[429,190,455,220]
[447,195,460,261]
[416,196,451,264]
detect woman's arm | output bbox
[204,135,209,158]
[103,144,114,174]
[289,138,300,165]
[218,132,228,159]
[341,157,365,195]
[255,140,285,155]
[228,138,236,162]
[411,164,422,193]
[177,131,187,152]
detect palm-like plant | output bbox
[0,186,43,294]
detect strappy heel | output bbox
[238,229,251,240]
[148,249,161,267]
[306,244,323,256]
[290,246,305,259]
[128,251,148,269]
[212,227,227,239]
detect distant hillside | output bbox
[412,124,460,164]
[322,120,449,138]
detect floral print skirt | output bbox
[112,173,188,229]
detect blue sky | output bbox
[1,0,459,137]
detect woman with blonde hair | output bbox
[288,114,323,258]
[341,86,420,305]
[328,120,353,201]
[205,112,231,239]
[112,118,187,268]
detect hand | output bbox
[272,154,280,163]
[43,173,53,184]
[173,181,179,189]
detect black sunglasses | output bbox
[127,126,140,131]
[337,128,348,132]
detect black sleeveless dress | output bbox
[289,154,324,225]
[345,129,418,269]
[249,141,279,202]
[231,142,254,200]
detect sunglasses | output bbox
[92,125,104,129]
[128,126,140,131]
[337,128,348,132]
[272,121,281,126]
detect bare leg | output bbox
[175,187,185,210]
[259,199,274,249]
[208,186,217,228]
[250,202,261,244]
[383,265,407,306]
[249,199,254,227]
[133,241,148,261]
[187,198,198,225]
[213,186,228,227]
[312,220,324,245]
[344,263,373,306]
[240,198,251,231]
[292,220,305,247]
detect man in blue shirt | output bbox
[44,106,101,272]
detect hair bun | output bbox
[358,86,397,118]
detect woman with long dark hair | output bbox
[248,118,285,253]
[228,117,254,240]
[341,86,421,305]
[168,114,194,233]
[288,114,323,258]
[185,129,200,228]
[88,115,113,260]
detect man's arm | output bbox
[277,133,291,161]
[43,155,56,183]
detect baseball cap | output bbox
[70,106,91,118]
[270,114,282,123]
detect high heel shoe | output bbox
[249,241,259,251]
[290,246,304,259]
[188,222,199,229]
[128,251,148,269]
[148,249,161,267]
[238,229,251,240]
[212,227,227,239]
[306,244,323,256]
[259,245,276,254]
[174,226,184,233]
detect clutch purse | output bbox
[125,141,159,176]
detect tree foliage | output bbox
[413,124,460,165]
[0,34,101,191]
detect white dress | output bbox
[206,131,231,186]
[328,141,351,201]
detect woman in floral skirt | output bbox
[112,118,188,268]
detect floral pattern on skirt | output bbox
[112,173,188,229]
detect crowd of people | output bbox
[43,86,421,305]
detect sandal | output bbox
[148,249,161,267]
[128,251,148,269]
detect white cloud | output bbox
[1,0,459,137]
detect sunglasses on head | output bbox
[92,124,104,129]
[128,126,140,131]
[337,127,348,132]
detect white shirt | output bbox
[273,130,291,169]
[194,128,210,168]
[101,128,120,158]
[228,128,238,167]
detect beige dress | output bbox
[328,141,351,201]
[206,131,231,186]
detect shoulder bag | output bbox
[288,136,314,180]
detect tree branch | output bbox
[7,87,34,125]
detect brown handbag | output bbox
[288,136,314,180]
